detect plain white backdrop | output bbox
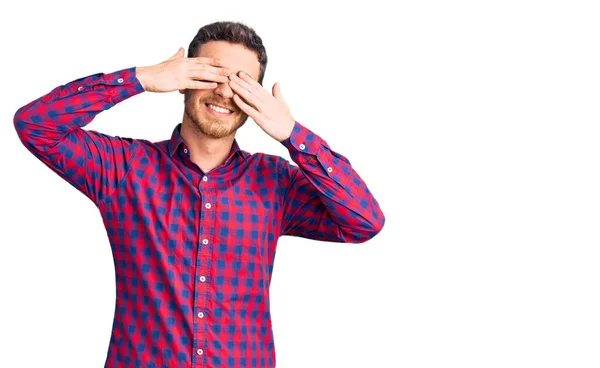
[1,0,599,367]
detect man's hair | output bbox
[188,21,268,84]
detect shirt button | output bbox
[299,143,305,150]
[117,78,124,83]
[197,312,204,318]
[327,167,333,173]
[183,148,188,154]
[202,176,208,182]
[202,239,209,245]
[205,203,211,209]
[77,86,83,91]
[197,348,203,355]
[199,276,206,282]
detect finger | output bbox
[237,71,269,97]
[229,78,262,110]
[190,69,229,84]
[186,80,219,90]
[187,62,231,84]
[229,73,267,102]
[192,57,226,67]
[232,93,264,121]
[195,63,232,76]
[168,47,185,60]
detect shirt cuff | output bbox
[105,66,145,103]
[280,120,323,154]
[280,121,353,193]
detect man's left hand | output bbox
[229,71,295,142]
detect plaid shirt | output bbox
[14,66,385,368]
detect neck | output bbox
[179,119,235,173]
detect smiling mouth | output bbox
[205,103,234,116]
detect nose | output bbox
[213,80,235,99]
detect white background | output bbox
[1,0,599,367]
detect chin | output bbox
[199,120,237,139]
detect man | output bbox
[14,21,385,368]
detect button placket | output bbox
[193,188,215,362]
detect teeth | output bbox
[208,104,232,113]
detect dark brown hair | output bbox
[188,21,268,84]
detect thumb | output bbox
[273,82,287,105]
[273,82,292,117]
[168,47,185,60]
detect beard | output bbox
[184,91,249,139]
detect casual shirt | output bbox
[13,66,385,368]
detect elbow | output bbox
[350,212,385,244]
[374,213,385,235]
[14,102,45,148]
[14,109,23,134]
[14,111,27,144]
[366,214,386,242]
[365,206,385,241]
[13,105,30,140]
[13,97,39,135]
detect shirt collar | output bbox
[167,123,249,163]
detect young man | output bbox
[14,21,385,368]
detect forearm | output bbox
[280,121,385,242]
[14,67,143,146]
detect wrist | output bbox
[135,66,152,91]
[280,119,295,142]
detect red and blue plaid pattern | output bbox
[14,66,385,368]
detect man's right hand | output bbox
[135,47,231,93]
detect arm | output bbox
[279,121,385,243]
[222,69,385,242]
[13,49,231,206]
[13,67,145,206]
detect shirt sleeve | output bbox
[13,66,145,206]
[278,120,385,243]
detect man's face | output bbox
[183,40,262,139]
